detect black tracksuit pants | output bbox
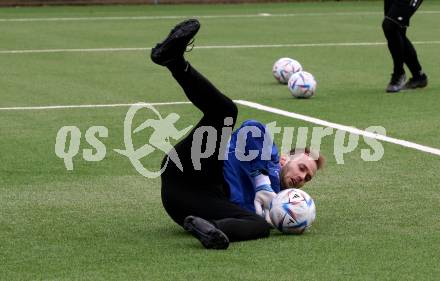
[160,63,270,242]
[382,0,424,76]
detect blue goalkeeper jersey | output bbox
[223,120,281,212]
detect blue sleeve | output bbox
[239,120,275,174]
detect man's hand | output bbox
[254,189,276,226]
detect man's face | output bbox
[279,154,318,189]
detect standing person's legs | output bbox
[382,16,406,92]
[398,0,424,77]
[382,18,405,76]
[382,0,427,92]
[402,30,428,89]
[401,29,422,77]
[400,0,428,89]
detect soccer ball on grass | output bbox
[287,71,317,98]
[272,57,303,84]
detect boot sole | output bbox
[151,19,200,66]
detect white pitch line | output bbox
[235,100,440,157]
[0,47,148,54]
[0,101,191,111]
[0,10,439,22]
[1,99,439,157]
[0,47,149,54]
[1,41,440,54]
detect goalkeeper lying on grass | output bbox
[151,19,324,249]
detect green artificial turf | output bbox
[1,1,439,280]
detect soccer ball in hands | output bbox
[287,71,317,98]
[272,57,303,84]
[269,188,316,234]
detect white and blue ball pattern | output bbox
[272,57,303,84]
[287,71,317,98]
[269,188,316,234]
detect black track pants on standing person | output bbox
[382,0,424,76]
[160,63,271,242]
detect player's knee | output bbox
[229,101,238,120]
[221,100,238,121]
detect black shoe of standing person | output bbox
[386,73,406,93]
[151,19,200,67]
[403,73,428,90]
[183,216,229,250]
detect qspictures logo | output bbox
[55,102,386,178]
